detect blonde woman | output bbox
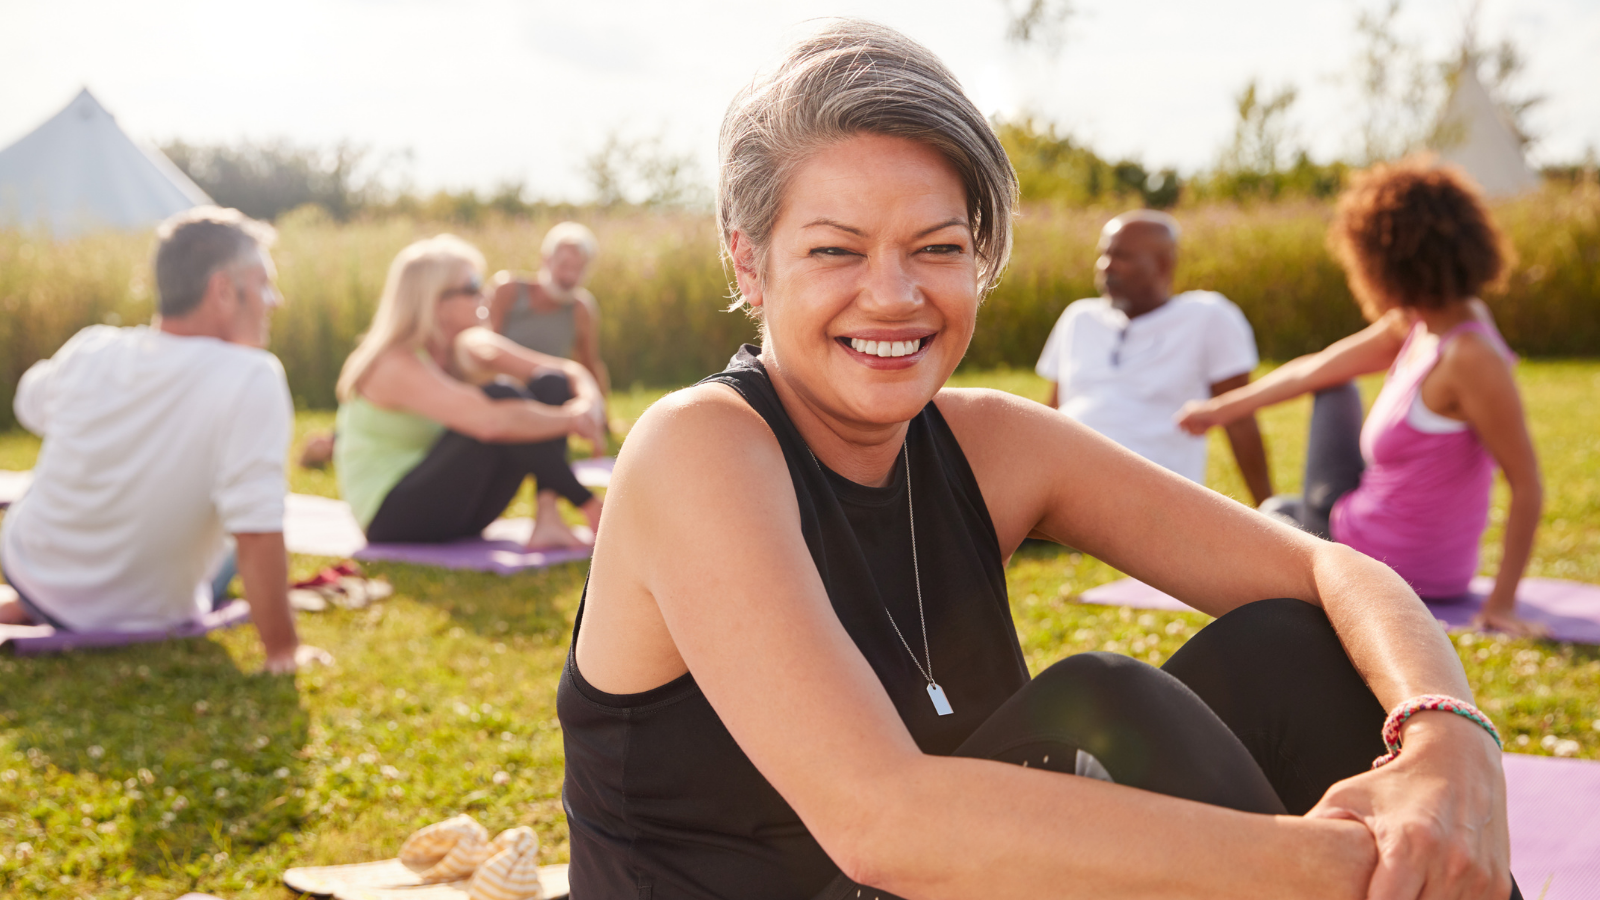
[334,235,605,550]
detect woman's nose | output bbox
[856,253,920,313]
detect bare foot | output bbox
[525,491,593,551]
[299,431,336,469]
[524,516,591,551]
[1471,609,1552,639]
[580,496,604,536]
[0,586,34,625]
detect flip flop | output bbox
[284,817,568,900]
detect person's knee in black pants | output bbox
[526,370,573,406]
[955,651,1286,814]
[1162,598,1386,813]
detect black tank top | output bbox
[557,347,1028,899]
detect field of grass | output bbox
[4,185,1598,430]
[1,364,1597,898]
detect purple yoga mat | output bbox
[283,462,612,574]
[353,517,593,574]
[1504,753,1600,899]
[1079,576,1600,644]
[0,599,251,656]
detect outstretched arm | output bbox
[1210,371,1272,505]
[1178,312,1407,434]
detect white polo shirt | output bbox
[1,325,292,632]
[1035,291,1258,484]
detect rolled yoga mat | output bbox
[1079,576,1600,645]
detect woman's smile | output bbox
[836,333,935,367]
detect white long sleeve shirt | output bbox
[1,325,291,631]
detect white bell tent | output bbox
[1430,65,1540,199]
[0,88,211,237]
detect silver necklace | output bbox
[809,444,953,717]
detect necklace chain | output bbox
[807,445,934,688]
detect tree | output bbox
[161,140,387,221]
[581,131,708,209]
[1002,0,1074,54]
[1349,0,1441,163]
[1219,80,1301,175]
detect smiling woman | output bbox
[557,19,1521,900]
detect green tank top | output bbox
[335,395,445,529]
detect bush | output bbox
[1,188,1595,430]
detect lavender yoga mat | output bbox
[1504,753,1600,899]
[284,495,591,574]
[283,456,615,573]
[1079,576,1600,644]
[0,599,251,656]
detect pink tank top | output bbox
[1330,319,1513,599]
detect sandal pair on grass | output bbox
[284,815,569,900]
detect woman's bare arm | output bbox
[577,384,1377,900]
[944,388,1510,900]
[358,347,597,445]
[1177,312,1408,434]
[1436,333,1544,633]
[454,328,605,445]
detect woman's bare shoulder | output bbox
[359,345,436,404]
[934,386,1063,444]
[618,382,783,483]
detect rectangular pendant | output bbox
[927,683,954,716]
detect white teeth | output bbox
[849,337,923,357]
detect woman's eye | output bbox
[920,243,965,255]
[809,246,856,257]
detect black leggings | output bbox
[817,598,1521,900]
[1260,382,1365,538]
[364,374,594,544]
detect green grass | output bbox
[2,365,1598,898]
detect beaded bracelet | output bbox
[1372,694,1503,769]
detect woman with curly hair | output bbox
[1180,158,1543,635]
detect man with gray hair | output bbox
[1036,210,1272,504]
[0,207,322,672]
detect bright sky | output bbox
[3,0,1596,202]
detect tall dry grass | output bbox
[2,187,1596,429]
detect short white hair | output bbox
[541,221,599,260]
[1103,209,1181,243]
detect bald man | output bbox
[1036,211,1272,505]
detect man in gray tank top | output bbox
[488,222,611,400]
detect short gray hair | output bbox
[541,221,599,261]
[717,19,1018,305]
[153,206,276,317]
